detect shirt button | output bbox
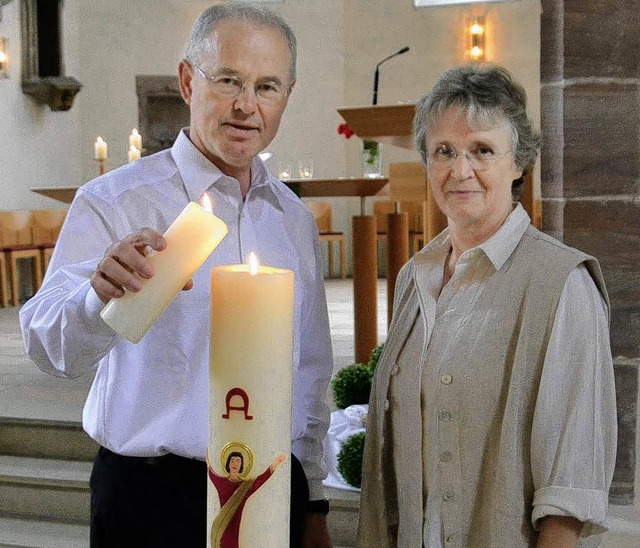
[384,399,390,411]
[390,365,399,376]
[439,411,452,422]
[446,533,456,543]
[443,490,455,502]
[440,451,452,462]
[440,373,452,385]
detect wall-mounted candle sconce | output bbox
[0,38,8,78]
[467,16,486,62]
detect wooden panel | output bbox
[388,162,427,201]
[31,186,78,204]
[518,171,541,229]
[284,178,388,198]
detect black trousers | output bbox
[90,447,309,547]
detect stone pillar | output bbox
[541,0,640,503]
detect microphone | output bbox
[372,46,410,105]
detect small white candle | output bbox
[94,137,108,160]
[208,253,294,547]
[129,128,142,151]
[127,145,141,163]
[100,196,228,343]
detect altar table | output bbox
[32,177,388,362]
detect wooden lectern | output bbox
[337,104,416,150]
[337,104,418,361]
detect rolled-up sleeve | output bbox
[531,263,617,536]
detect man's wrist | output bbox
[306,499,330,515]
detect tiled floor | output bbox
[1,279,639,546]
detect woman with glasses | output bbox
[358,65,617,547]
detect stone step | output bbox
[0,418,97,462]
[0,456,91,525]
[326,486,359,548]
[0,516,89,548]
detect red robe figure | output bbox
[208,451,286,548]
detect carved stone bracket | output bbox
[22,75,82,111]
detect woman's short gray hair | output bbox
[185,4,297,83]
[413,65,540,196]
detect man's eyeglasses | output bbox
[428,144,512,171]
[191,63,290,106]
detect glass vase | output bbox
[361,140,383,178]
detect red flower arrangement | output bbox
[337,123,354,139]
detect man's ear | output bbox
[178,59,193,106]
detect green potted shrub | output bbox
[328,344,385,488]
[337,431,366,488]
[331,363,372,410]
[330,343,385,410]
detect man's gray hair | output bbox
[185,4,297,83]
[413,65,541,196]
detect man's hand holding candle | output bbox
[91,228,193,304]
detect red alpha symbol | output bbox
[221,387,254,420]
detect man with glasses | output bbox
[20,5,333,547]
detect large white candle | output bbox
[208,253,294,548]
[100,198,228,343]
[94,137,108,160]
[129,128,142,151]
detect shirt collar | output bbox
[477,202,531,270]
[170,129,272,203]
[412,202,530,273]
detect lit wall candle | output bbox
[100,195,228,343]
[208,253,294,548]
[127,145,141,163]
[94,136,108,160]
[129,128,142,151]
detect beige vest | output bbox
[358,226,608,548]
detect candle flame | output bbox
[131,128,139,136]
[201,193,213,213]
[248,252,259,275]
[96,136,105,144]
[470,46,483,59]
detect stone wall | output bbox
[540,0,640,504]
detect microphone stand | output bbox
[372,46,409,105]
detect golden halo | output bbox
[219,441,254,479]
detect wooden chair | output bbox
[0,252,8,308]
[31,209,67,275]
[306,202,346,279]
[0,211,43,306]
[388,162,448,243]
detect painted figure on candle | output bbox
[207,444,286,548]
